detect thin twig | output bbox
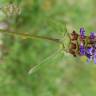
[28,48,62,75]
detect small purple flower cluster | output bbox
[80,27,85,39]
[79,28,96,64]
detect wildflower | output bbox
[85,47,93,63]
[86,47,93,55]
[80,43,85,55]
[80,27,85,39]
[90,32,95,39]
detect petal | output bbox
[86,47,93,55]
[90,32,95,39]
[80,27,85,33]
[86,56,92,63]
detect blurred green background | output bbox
[0,0,96,96]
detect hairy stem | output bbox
[0,29,62,44]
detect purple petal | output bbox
[86,54,91,59]
[80,27,85,33]
[80,43,85,55]
[86,47,93,55]
[87,56,92,63]
[80,27,85,39]
[90,32,95,39]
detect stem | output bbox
[0,30,62,44]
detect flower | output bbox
[90,32,95,39]
[85,47,93,63]
[84,47,96,64]
[80,43,85,55]
[86,47,93,55]
[80,27,85,39]
[87,56,93,63]
[69,28,96,64]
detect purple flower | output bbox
[80,43,85,55]
[87,55,92,63]
[85,47,93,63]
[86,47,93,55]
[80,27,85,39]
[86,54,91,59]
[90,32,95,39]
[79,28,96,64]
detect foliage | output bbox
[0,0,96,96]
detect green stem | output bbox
[0,30,62,44]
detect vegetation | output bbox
[0,0,96,96]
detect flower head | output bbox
[86,47,93,55]
[80,43,85,55]
[80,27,85,39]
[90,32,95,39]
